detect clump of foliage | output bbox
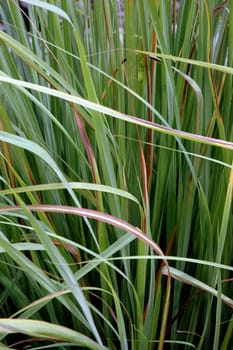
[0,0,232,349]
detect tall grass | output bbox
[0,0,232,349]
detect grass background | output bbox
[0,0,232,349]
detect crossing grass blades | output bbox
[0,0,232,349]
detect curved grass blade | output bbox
[0,75,232,150]
[162,266,233,308]
[0,182,142,210]
[135,50,233,76]
[0,204,167,260]
[0,319,107,350]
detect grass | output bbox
[0,0,232,349]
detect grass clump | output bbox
[0,0,232,349]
